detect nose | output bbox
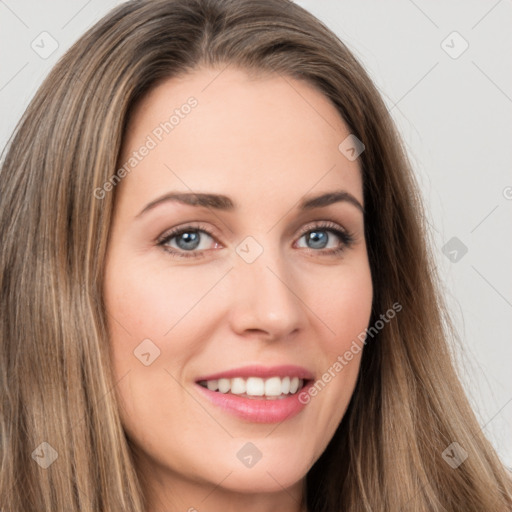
[227,248,305,341]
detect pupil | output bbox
[177,232,200,250]
[308,231,327,249]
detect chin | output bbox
[219,466,306,494]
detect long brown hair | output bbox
[1,0,510,510]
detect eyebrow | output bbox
[136,189,364,218]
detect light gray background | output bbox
[1,0,511,467]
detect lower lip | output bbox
[195,382,312,423]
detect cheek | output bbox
[103,259,231,432]
[306,258,373,353]
[298,259,372,433]
[105,261,223,339]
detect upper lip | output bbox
[196,365,314,382]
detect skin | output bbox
[103,66,373,512]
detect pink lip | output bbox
[195,364,314,382]
[194,365,314,423]
[195,382,314,423]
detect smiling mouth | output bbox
[197,376,310,400]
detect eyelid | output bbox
[156,222,219,244]
[156,219,355,258]
[293,220,355,253]
[295,219,349,238]
[155,222,221,259]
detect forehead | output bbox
[117,66,363,210]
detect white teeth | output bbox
[231,377,246,395]
[246,377,265,396]
[290,376,300,394]
[200,376,305,397]
[206,379,218,391]
[264,376,283,397]
[218,378,230,393]
[281,376,291,394]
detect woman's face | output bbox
[104,67,373,505]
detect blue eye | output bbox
[302,230,330,249]
[173,231,203,250]
[157,221,354,259]
[296,224,353,254]
[159,226,216,255]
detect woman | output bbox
[1,0,510,510]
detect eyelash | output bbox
[156,221,355,259]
